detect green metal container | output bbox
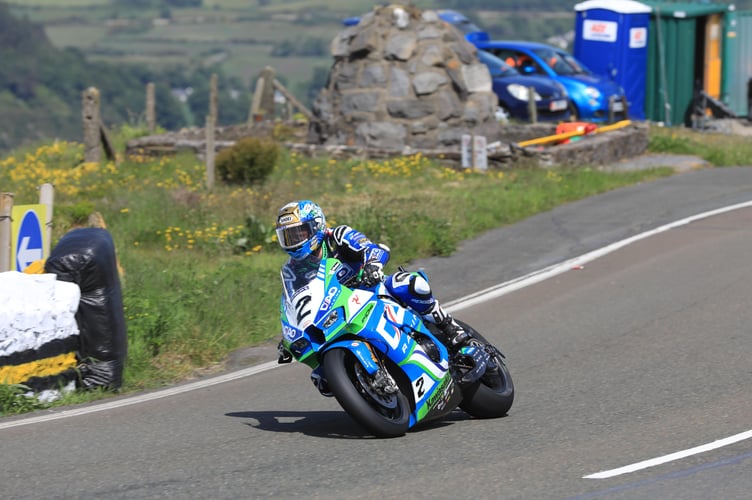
[641,1,734,125]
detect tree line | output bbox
[0,3,253,154]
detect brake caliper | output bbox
[371,367,399,395]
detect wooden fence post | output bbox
[206,116,215,191]
[248,76,262,125]
[39,183,54,258]
[146,82,156,132]
[209,73,218,123]
[527,87,537,124]
[249,66,276,123]
[82,87,117,163]
[0,192,14,272]
[83,87,102,163]
[260,67,276,119]
[205,74,218,191]
[272,79,315,121]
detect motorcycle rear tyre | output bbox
[323,348,410,438]
[457,322,515,419]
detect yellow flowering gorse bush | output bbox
[1,140,498,259]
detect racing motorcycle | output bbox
[279,256,514,437]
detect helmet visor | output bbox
[277,221,315,250]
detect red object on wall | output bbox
[556,122,597,144]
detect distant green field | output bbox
[44,25,110,48]
[28,4,343,88]
[5,0,109,5]
[7,0,583,105]
[150,20,337,41]
[4,0,413,15]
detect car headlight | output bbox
[583,86,601,100]
[507,84,541,102]
[556,82,568,97]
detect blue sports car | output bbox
[436,10,627,123]
[475,40,627,122]
[476,49,570,123]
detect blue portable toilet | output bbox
[574,0,651,120]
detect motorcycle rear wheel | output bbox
[457,321,515,418]
[323,348,410,438]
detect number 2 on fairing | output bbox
[413,373,435,402]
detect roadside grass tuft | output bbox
[649,125,752,166]
[0,384,49,416]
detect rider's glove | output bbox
[360,261,384,288]
[277,340,292,364]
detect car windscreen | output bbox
[477,50,519,77]
[533,48,591,76]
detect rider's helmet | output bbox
[275,200,327,260]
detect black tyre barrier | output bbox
[45,228,127,390]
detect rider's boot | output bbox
[422,302,471,351]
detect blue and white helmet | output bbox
[275,200,326,260]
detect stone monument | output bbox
[307,4,500,151]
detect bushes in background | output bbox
[216,137,279,185]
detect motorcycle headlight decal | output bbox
[323,309,340,328]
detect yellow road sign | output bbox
[11,204,47,272]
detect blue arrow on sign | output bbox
[16,210,44,271]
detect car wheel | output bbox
[567,101,580,121]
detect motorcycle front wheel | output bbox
[456,321,515,419]
[323,348,410,438]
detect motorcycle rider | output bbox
[275,199,471,395]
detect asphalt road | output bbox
[2,166,752,499]
[413,165,752,302]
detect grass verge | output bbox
[648,124,752,166]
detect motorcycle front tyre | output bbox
[323,348,410,438]
[457,322,515,419]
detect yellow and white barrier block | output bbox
[0,271,80,394]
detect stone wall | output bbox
[545,123,649,167]
[500,121,650,167]
[125,120,650,170]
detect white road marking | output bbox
[584,429,752,479]
[0,361,278,430]
[445,200,752,312]
[3,199,752,436]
